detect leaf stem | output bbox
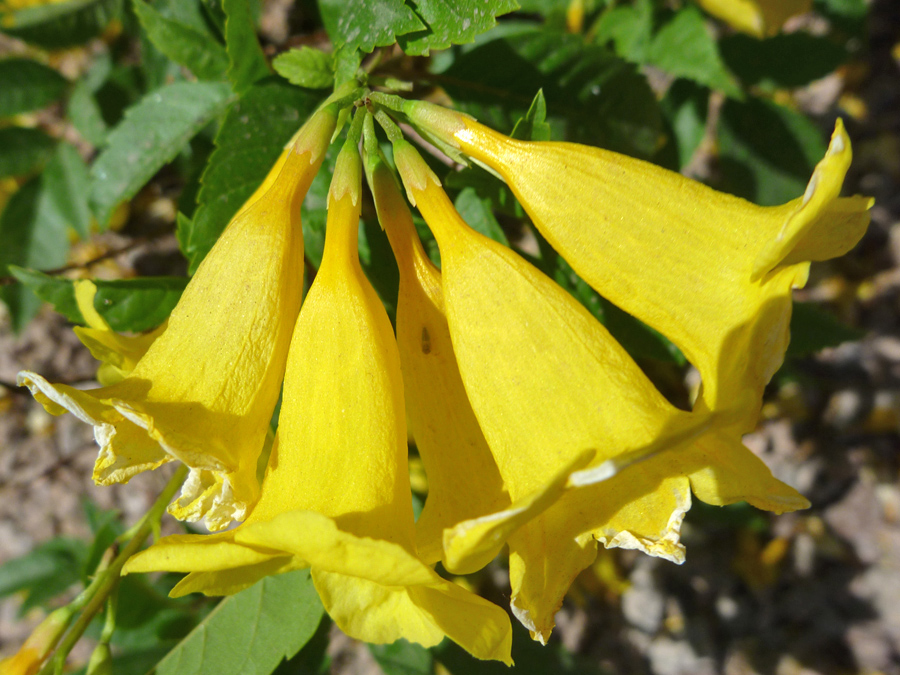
[39,465,187,675]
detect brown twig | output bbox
[0,236,152,286]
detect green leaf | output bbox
[333,45,361,87]
[9,268,186,331]
[89,81,234,229]
[154,570,324,675]
[510,89,551,141]
[180,80,321,272]
[454,187,509,245]
[659,79,708,170]
[0,538,87,613]
[93,277,187,332]
[8,267,83,324]
[645,7,741,97]
[720,33,848,89]
[42,142,93,239]
[398,0,520,56]
[440,27,661,157]
[787,302,864,357]
[0,126,56,179]
[591,0,653,62]
[132,0,229,81]
[815,0,868,19]
[223,0,270,93]
[369,639,432,675]
[318,0,424,54]
[273,47,334,89]
[717,97,825,206]
[0,58,68,117]
[0,0,122,49]
[67,51,112,147]
[0,176,71,330]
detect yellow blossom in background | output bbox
[70,279,165,385]
[124,127,514,664]
[18,106,338,531]
[403,102,872,434]
[695,0,812,37]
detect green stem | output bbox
[373,109,404,143]
[40,465,187,675]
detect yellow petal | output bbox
[74,322,166,385]
[17,108,336,530]
[235,511,435,586]
[405,105,871,430]
[508,470,691,642]
[365,152,508,564]
[170,559,299,598]
[684,428,810,513]
[313,567,513,663]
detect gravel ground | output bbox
[0,1,899,674]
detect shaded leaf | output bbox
[154,570,324,675]
[179,80,321,272]
[273,47,334,89]
[440,27,661,157]
[369,639,432,675]
[0,57,68,118]
[718,97,825,205]
[646,7,741,97]
[9,268,187,332]
[0,538,87,613]
[787,302,864,357]
[8,267,83,325]
[454,187,509,245]
[720,32,848,89]
[398,0,520,55]
[0,127,56,179]
[658,79,709,170]
[93,277,187,332]
[132,0,229,81]
[89,81,234,229]
[0,177,71,330]
[42,142,92,240]
[510,89,551,141]
[318,0,424,54]
[301,139,341,269]
[223,0,270,93]
[592,0,653,62]
[0,0,122,49]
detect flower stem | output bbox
[39,465,187,675]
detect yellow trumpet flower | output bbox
[124,131,513,664]
[403,101,872,433]
[363,135,509,565]
[696,0,812,37]
[17,106,337,531]
[392,138,776,642]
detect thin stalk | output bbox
[39,465,187,675]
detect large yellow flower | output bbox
[403,101,872,433]
[390,138,788,642]
[17,106,337,531]
[124,130,513,664]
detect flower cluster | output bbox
[19,89,871,661]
